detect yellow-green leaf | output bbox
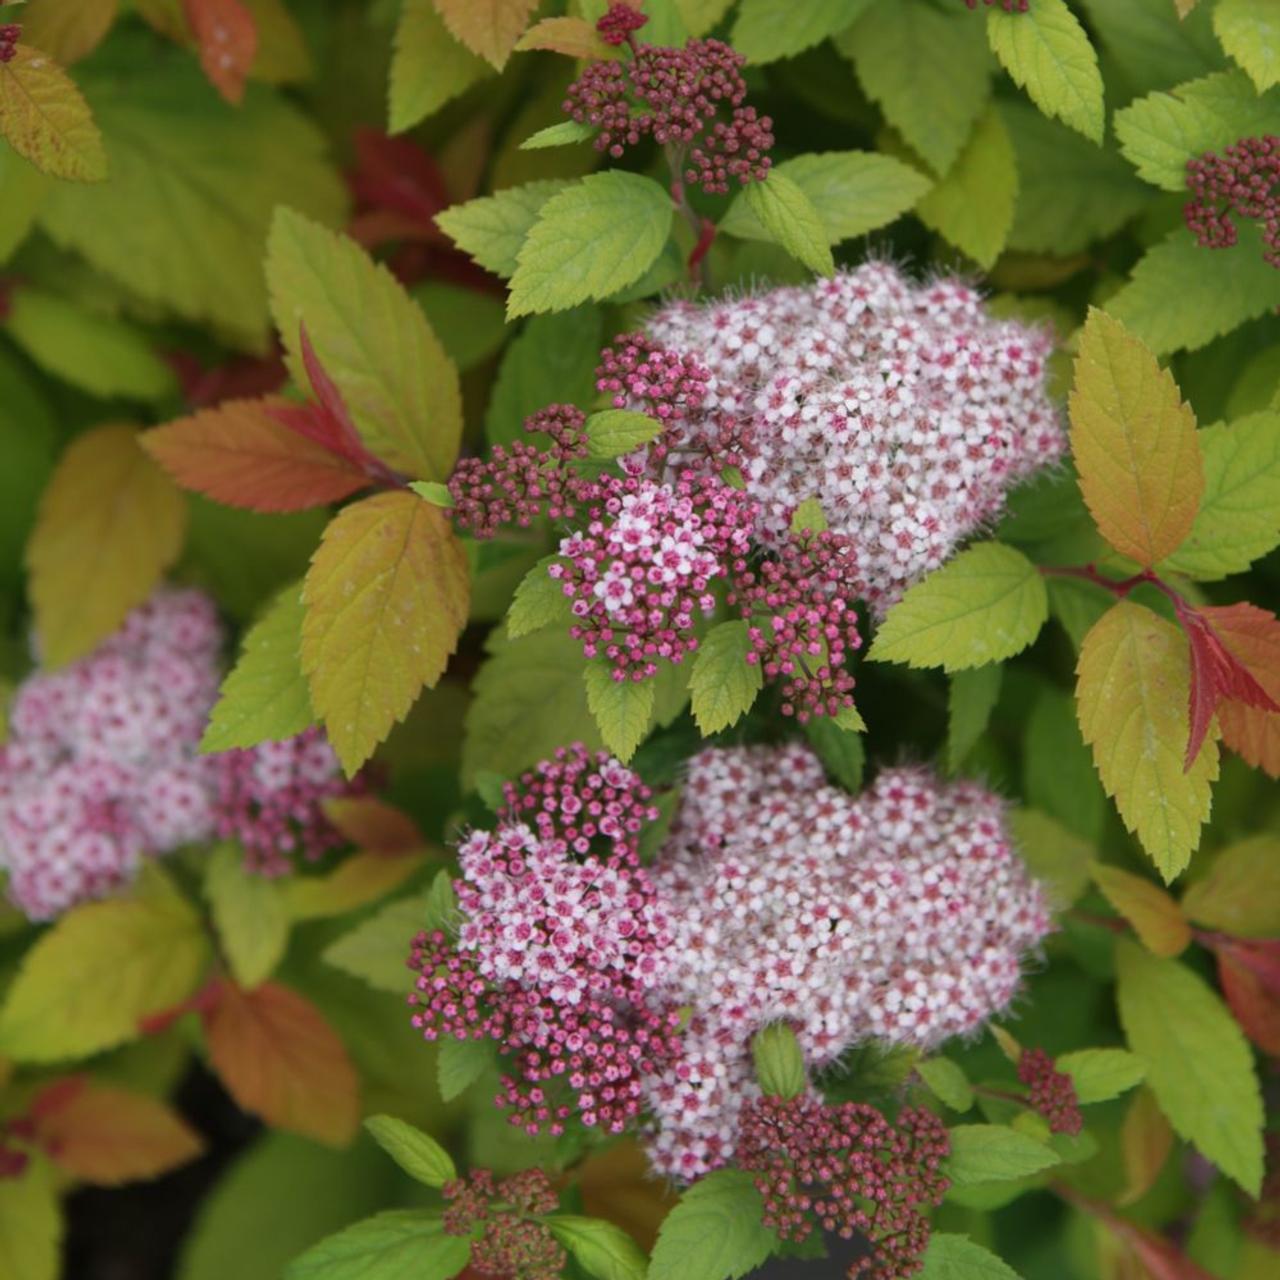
[388,0,488,134]
[26,424,188,667]
[435,180,571,280]
[363,1115,456,1188]
[741,170,835,276]
[1008,808,1093,908]
[690,620,764,735]
[1181,835,1280,937]
[1076,601,1218,882]
[731,0,878,67]
[301,492,469,775]
[1115,938,1264,1196]
[1092,863,1192,957]
[1055,1048,1146,1105]
[434,0,539,70]
[323,893,427,993]
[1069,308,1203,567]
[19,0,119,65]
[868,542,1047,672]
[583,663,655,763]
[1214,0,1280,92]
[0,45,106,182]
[284,852,426,922]
[267,207,463,482]
[0,1162,61,1280]
[204,843,289,989]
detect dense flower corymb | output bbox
[442,1167,564,1280]
[1017,1047,1083,1136]
[1185,136,1280,269]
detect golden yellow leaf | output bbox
[1092,863,1191,957]
[284,851,428,921]
[301,491,469,775]
[19,0,120,65]
[1118,1087,1173,1206]
[1069,309,1203,567]
[435,0,540,69]
[26,425,188,666]
[0,45,107,181]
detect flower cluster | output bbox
[643,264,1064,615]
[408,747,681,1136]
[0,590,223,919]
[1017,1047,1082,1136]
[737,1095,950,1280]
[0,25,19,63]
[642,743,1051,1177]
[1185,136,1280,269]
[564,9,773,193]
[442,1167,564,1280]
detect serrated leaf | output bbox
[0,889,210,1062]
[917,1059,975,1113]
[1055,1048,1146,1105]
[803,715,865,792]
[1076,602,1218,881]
[301,492,469,775]
[1181,835,1280,936]
[0,45,106,182]
[286,1210,469,1280]
[267,208,462,481]
[740,170,834,276]
[389,0,488,133]
[1069,308,1202,566]
[987,0,1104,143]
[1161,414,1280,580]
[26,424,187,667]
[586,409,663,459]
[508,171,673,317]
[836,0,992,177]
[731,0,877,66]
[323,894,426,993]
[722,150,930,246]
[751,1024,806,1100]
[520,119,596,150]
[204,981,360,1147]
[547,1216,647,1280]
[284,852,426,922]
[1115,938,1264,1195]
[914,106,1017,270]
[919,1233,1023,1280]
[647,1168,775,1280]
[435,181,570,280]
[584,663,656,763]
[869,543,1047,672]
[434,0,538,69]
[363,1115,456,1188]
[0,1163,61,1280]
[1214,0,1280,91]
[945,1125,1060,1187]
[437,1035,492,1102]
[508,556,570,639]
[203,843,289,989]
[515,15,613,59]
[690,621,763,735]
[1200,601,1280,777]
[947,665,1003,772]
[1093,863,1192,957]
[1008,808,1093,908]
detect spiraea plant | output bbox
[0,1,1279,1279]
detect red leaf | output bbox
[166,349,287,410]
[183,0,258,105]
[1200,603,1280,778]
[142,398,372,513]
[1217,943,1280,1056]
[348,129,449,241]
[202,980,360,1147]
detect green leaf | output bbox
[1055,1048,1146,1105]
[945,1125,1060,1187]
[436,180,571,281]
[586,409,664,459]
[752,1023,806,1100]
[914,107,1018,270]
[0,1162,61,1280]
[38,58,345,347]
[508,171,673,317]
[731,0,878,67]
[520,120,596,150]
[917,1059,974,1114]
[740,171,834,276]
[647,1168,776,1280]
[4,288,175,401]
[0,45,106,183]
[363,1115,456,1188]
[202,585,316,753]
[790,498,829,534]
[1214,0,1280,92]
[920,1233,1024,1280]
[1114,70,1280,192]
[507,556,571,639]
[437,1035,493,1103]
[1007,808,1094,909]
[1023,686,1107,842]
[389,0,489,133]
[323,894,427,993]
[1180,835,1280,937]
[1076,601,1218,882]
[836,0,991,176]
[0,139,48,264]
[689,621,764,735]
[1107,224,1280,357]
[987,0,1104,143]
[803,715,865,792]
[1075,0,1220,98]
[267,207,462,482]
[286,1209,469,1280]
[546,1216,647,1280]
[722,150,930,247]
[204,843,289,990]
[869,543,1048,672]
[414,282,506,372]
[584,663,656,763]
[409,481,454,509]
[1161,414,1280,580]
[946,665,1003,773]
[1115,939,1264,1195]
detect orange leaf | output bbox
[435,0,540,69]
[142,398,372,513]
[515,16,616,60]
[30,1077,204,1185]
[321,796,423,855]
[1092,864,1191,958]
[1200,602,1280,777]
[183,0,258,104]
[203,981,360,1146]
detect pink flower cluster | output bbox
[564,12,773,193]
[0,590,223,920]
[0,25,19,63]
[442,1167,564,1280]
[1185,136,1280,269]
[737,1095,950,1280]
[642,743,1051,1178]
[1017,1047,1082,1136]
[643,264,1064,614]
